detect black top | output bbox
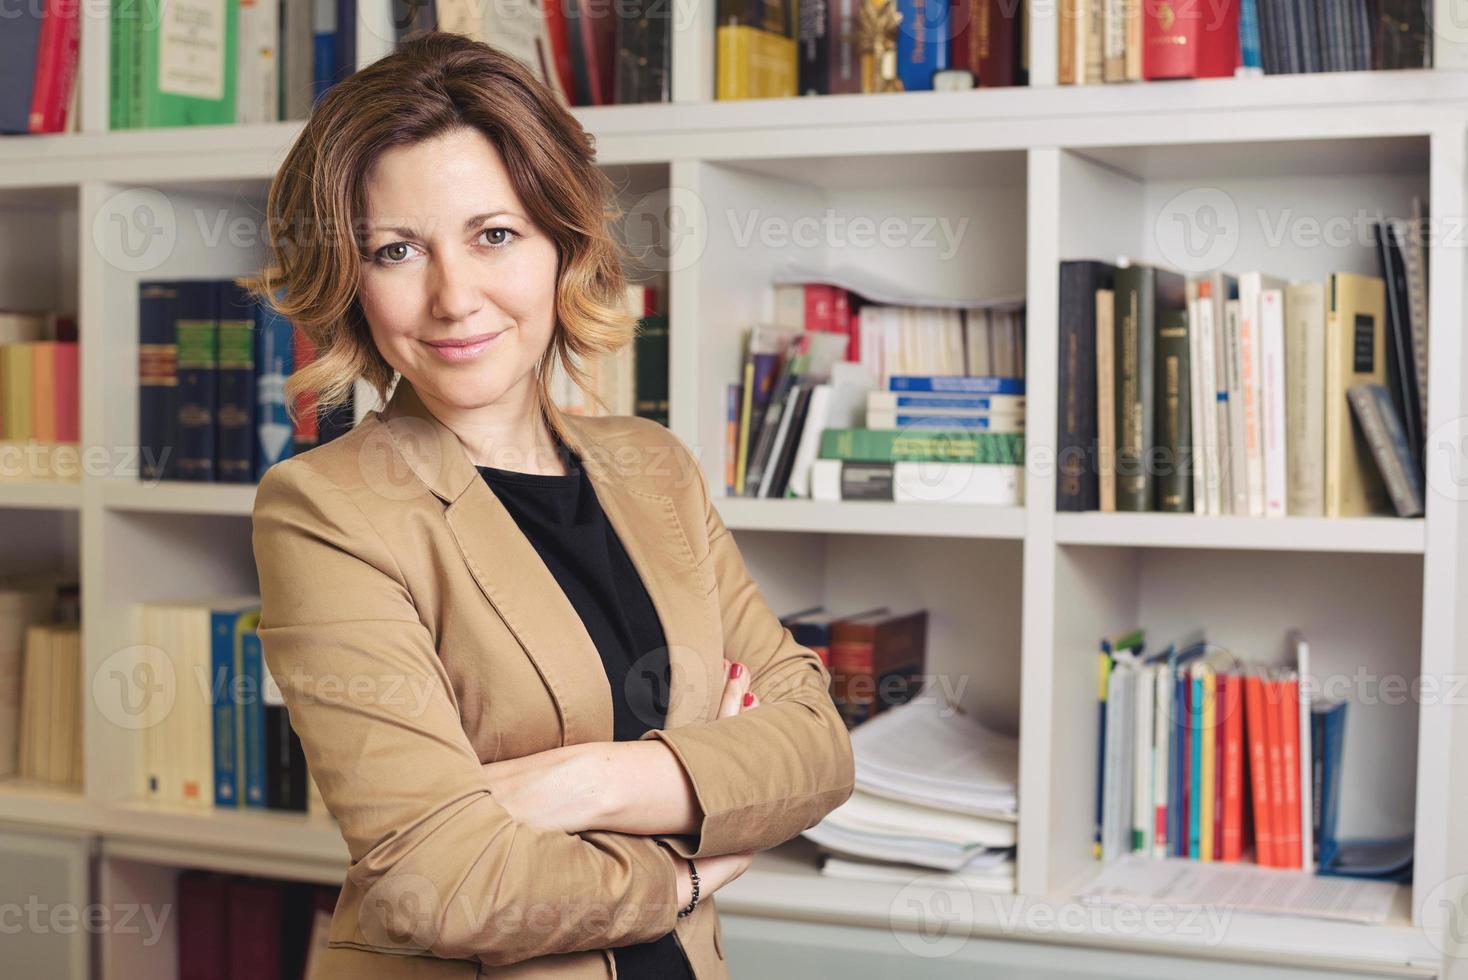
[476,435,695,980]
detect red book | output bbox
[228,879,283,980]
[1220,671,1245,861]
[291,327,320,449]
[974,0,1018,87]
[178,872,230,980]
[53,341,79,442]
[576,0,618,105]
[1143,0,1239,79]
[1260,674,1287,868]
[1212,673,1226,858]
[28,0,80,133]
[1243,673,1274,866]
[542,0,576,102]
[1278,674,1303,868]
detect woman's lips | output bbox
[423,330,504,363]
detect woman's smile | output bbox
[421,329,507,363]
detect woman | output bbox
[247,31,855,980]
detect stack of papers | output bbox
[802,696,1019,883]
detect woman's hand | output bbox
[718,657,758,717]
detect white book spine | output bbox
[1224,300,1249,515]
[1133,665,1154,855]
[1294,633,1315,871]
[1239,274,1266,516]
[236,0,280,124]
[1285,281,1327,516]
[1197,294,1221,515]
[1152,663,1172,858]
[1260,289,1288,516]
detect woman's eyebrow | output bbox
[367,210,520,238]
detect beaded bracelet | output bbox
[676,858,700,918]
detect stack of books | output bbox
[802,696,1018,891]
[0,2,80,134]
[1057,202,1428,517]
[0,310,79,483]
[176,870,341,980]
[782,606,928,729]
[0,574,81,789]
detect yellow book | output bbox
[717,25,796,99]
[735,360,755,494]
[1199,665,1217,862]
[1324,273,1389,516]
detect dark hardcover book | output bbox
[798,0,830,94]
[829,609,927,729]
[1057,260,1115,512]
[615,0,671,102]
[266,696,308,812]
[1376,0,1430,67]
[228,879,283,980]
[393,0,437,42]
[769,382,815,497]
[240,631,267,808]
[634,314,669,425]
[564,0,592,105]
[975,0,1017,87]
[1348,382,1425,517]
[577,0,620,105]
[216,282,257,483]
[253,298,296,479]
[178,871,230,980]
[1112,265,1154,511]
[1154,304,1193,512]
[175,280,220,481]
[0,4,43,133]
[139,281,181,481]
[334,0,357,84]
[1374,221,1425,479]
[827,0,862,92]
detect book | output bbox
[1324,273,1390,516]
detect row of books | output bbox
[178,870,341,980]
[804,696,1018,891]
[545,287,670,425]
[134,597,324,815]
[137,279,366,484]
[0,574,81,787]
[1058,0,1428,84]
[1057,210,1429,517]
[720,0,1030,99]
[1096,629,1410,881]
[0,1,80,133]
[781,606,928,729]
[0,311,79,482]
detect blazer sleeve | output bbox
[252,457,682,967]
[635,437,856,860]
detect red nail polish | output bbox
[742,691,754,707]
[730,662,743,679]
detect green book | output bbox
[818,428,1024,465]
[128,0,238,128]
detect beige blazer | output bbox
[250,377,855,979]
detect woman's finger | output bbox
[717,661,749,718]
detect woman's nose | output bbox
[429,250,487,324]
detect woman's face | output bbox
[357,126,559,417]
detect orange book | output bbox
[1278,674,1303,868]
[1220,671,1245,861]
[1260,674,1287,868]
[1243,673,1274,866]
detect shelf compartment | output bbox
[1054,513,1425,554]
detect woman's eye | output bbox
[376,242,413,265]
[483,227,516,247]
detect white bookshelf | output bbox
[1,7,1467,979]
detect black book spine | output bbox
[1154,304,1193,512]
[1057,260,1114,512]
[799,0,830,94]
[1374,221,1425,478]
[1113,265,1155,512]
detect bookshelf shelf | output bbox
[0,481,82,511]
[0,777,93,831]
[1052,514,1427,554]
[716,498,1027,539]
[99,480,257,517]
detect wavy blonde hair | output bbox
[239,31,637,440]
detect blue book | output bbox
[887,375,1025,395]
[875,394,1023,410]
[216,282,257,483]
[1190,672,1204,858]
[0,4,42,133]
[873,414,1023,431]
[240,629,267,808]
[1238,0,1263,70]
[253,292,296,479]
[139,281,182,481]
[211,610,242,806]
[1314,700,1347,867]
[174,280,220,481]
[895,0,950,91]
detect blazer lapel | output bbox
[372,378,716,746]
